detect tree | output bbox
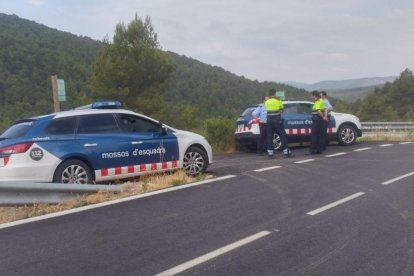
[90,14,174,117]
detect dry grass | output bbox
[359,131,414,142]
[0,170,209,224]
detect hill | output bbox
[285,76,396,91]
[0,13,310,130]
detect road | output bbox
[1,141,414,275]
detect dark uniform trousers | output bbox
[267,117,288,153]
[257,122,267,152]
[310,115,325,153]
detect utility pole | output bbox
[51,75,60,112]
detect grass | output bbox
[359,131,414,142]
[0,170,210,225]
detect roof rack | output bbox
[74,101,122,110]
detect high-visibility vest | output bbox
[265,98,283,120]
[312,98,326,114]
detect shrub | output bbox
[204,117,235,152]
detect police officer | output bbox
[320,91,333,150]
[264,92,293,159]
[308,90,328,154]
[252,96,269,154]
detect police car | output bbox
[234,100,362,150]
[0,101,212,184]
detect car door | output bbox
[116,113,179,172]
[75,113,133,175]
[283,103,312,137]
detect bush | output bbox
[204,117,235,152]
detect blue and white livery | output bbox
[0,102,212,184]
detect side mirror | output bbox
[161,126,168,135]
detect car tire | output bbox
[273,134,282,151]
[337,124,357,146]
[53,159,93,184]
[183,147,208,176]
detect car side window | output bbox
[299,103,313,115]
[283,104,299,115]
[117,114,162,133]
[44,117,77,135]
[77,114,120,134]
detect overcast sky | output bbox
[1,0,413,83]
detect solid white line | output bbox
[354,147,372,152]
[379,144,393,147]
[295,159,315,164]
[155,231,271,276]
[254,166,281,172]
[400,142,414,145]
[307,192,365,216]
[381,172,414,185]
[325,152,346,158]
[0,175,237,230]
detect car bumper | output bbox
[234,132,259,144]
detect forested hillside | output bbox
[0,13,310,131]
[351,69,414,121]
[0,14,102,127]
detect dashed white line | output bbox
[326,152,346,158]
[379,144,393,147]
[381,172,414,185]
[295,159,315,164]
[354,147,372,152]
[155,231,271,276]
[254,166,281,172]
[307,192,365,216]
[400,142,414,145]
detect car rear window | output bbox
[44,116,77,135]
[242,107,257,116]
[0,119,36,139]
[77,114,120,134]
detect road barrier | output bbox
[361,122,414,134]
[0,182,121,205]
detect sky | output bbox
[1,0,414,83]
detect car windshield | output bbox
[242,107,257,116]
[0,119,36,139]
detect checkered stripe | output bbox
[287,128,333,135]
[235,126,252,133]
[0,157,10,167]
[96,160,179,178]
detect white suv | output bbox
[234,100,362,150]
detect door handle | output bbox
[132,141,143,145]
[84,143,97,147]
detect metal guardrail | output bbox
[361,122,414,132]
[0,182,121,205]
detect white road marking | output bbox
[354,147,371,152]
[325,152,346,158]
[307,192,365,216]
[0,175,237,230]
[379,144,393,147]
[155,231,271,276]
[381,172,414,185]
[254,166,281,172]
[295,159,315,164]
[400,142,414,145]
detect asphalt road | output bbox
[1,141,414,275]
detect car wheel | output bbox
[53,159,93,184]
[183,147,208,176]
[273,134,282,151]
[338,125,357,146]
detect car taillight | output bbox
[0,143,33,155]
